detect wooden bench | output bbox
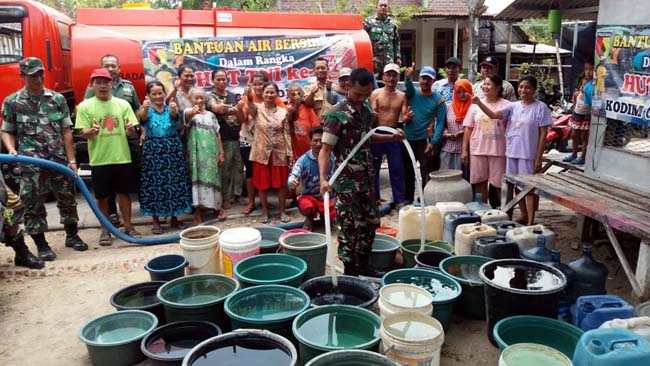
[501,170,650,300]
[541,153,585,173]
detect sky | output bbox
[483,0,516,16]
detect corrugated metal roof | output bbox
[495,0,599,21]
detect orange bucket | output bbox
[376,225,398,238]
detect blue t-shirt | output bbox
[583,80,593,107]
[404,78,447,143]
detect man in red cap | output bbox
[75,69,140,246]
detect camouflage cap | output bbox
[19,57,44,75]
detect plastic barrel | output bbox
[493,315,583,359]
[381,269,461,331]
[182,329,298,366]
[255,226,286,254]
[110,281,166,325]
[370,234,400,272]
[401,239,453,268]
[157,274,239,333]
[305,349,401,366]
[180,226,221,275]
[140,321,222,364]
[224,285,310,343]
[378,283,433,319]
[499,343,573,366]
[292,304,382,364]
[381,312,445,366]
[234,253,307,288]
[280,233,327,281]
[480,259,567,346]
[299,275,379,309]
[145,254,188,282]
[78,310,158,366]
[220,227,261,277]
[440,255,493,320]
[415,250,453,270]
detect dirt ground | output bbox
[0,179,640,365]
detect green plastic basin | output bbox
[157,274,239,332]
[440,255,493,320]
[305,350,401,366]
[381,268,462,331]
[370,234,400,271]
[280,233,327,281]
[494,315,584,359]
[225,284,310,342]
[401,239,454,268]
[255,226,286,254]
[292,304,381,364]
[78,309,158,366]
[234,254,307,288]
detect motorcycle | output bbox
[545,105,573,153]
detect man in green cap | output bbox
[1,57,88,263]
[84,54,141,227]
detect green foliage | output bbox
[358,1,427,25]
[437,67,466,80]
[519,18,554,46]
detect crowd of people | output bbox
[1,1,589,275]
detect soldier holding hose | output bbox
[319,68,404,276]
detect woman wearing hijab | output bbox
[440,79,473,170]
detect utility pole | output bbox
[468,0,484,82]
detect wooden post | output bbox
[505,21,512,81]
[454,19,459,58]
[637,239,650,300]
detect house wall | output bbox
[585,0,650,194]
[401,18,470,73]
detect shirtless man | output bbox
[370,63,408,207]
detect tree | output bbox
[519,18,554,46]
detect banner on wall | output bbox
[593,25,650,126]
[141,33,358,100]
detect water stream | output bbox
[324,126,425,287]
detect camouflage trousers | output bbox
[20,167,78,235]
[1,186,25,244]
[335,189,380,270]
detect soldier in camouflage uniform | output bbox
[84,54,141,226]
[319,68,404,276]
[0,174,44,269]
[363,0,402,77]
[1,57,88,261]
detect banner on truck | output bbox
[141,33,358,100]
[593,25,650,126]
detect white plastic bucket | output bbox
[378,284,433,319]
[381,312,445,366]
[220,227,261,277]
[179,226,221,275]
[499,343,573,366]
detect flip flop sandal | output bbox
[242,205,256,215]
[217,211,227,221]
[280,214,291,223]
[260,215,270,224]
[99,230,112,246]
[152,226,164,235]
[124,226,142,238]
[173,221,188,230]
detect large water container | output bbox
[567,245,608,299]
[521,236,553,263]
[506,224,556,251]
[547,249,577,322]
[600,317,650,342]
[466,193,492,213]
[475,209,509,224]
[572,295,635,331]
[398,205,443,242]
[443,211,481,244]
[454,223,497,256]
[573,328,650,366]
[471,235,520,259]
[488,221,523,236]
[423,169,473,205]
[435,202,468,221]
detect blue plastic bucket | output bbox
[145,254,188,282]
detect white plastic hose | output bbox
[324,126,426,286]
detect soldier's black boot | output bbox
[9,237,44,269]
[32,233,56,261]
[358,252,383,278]
[64,223,88,251]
